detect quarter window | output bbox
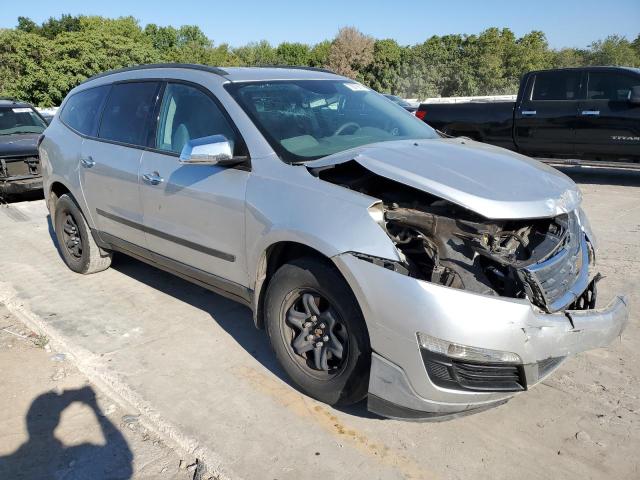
[531,71,583,101]
[155,83,237,154]
[587,72,639,101]
[60,85,110,136]
[98,82,159,146]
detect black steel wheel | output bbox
[61,213,83,258]
[53,194,112,274]
[282,289,349,378]
[265,257,370,406]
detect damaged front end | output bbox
[312,160,596,314]
[307,147,627,420]
[0,156,42,199]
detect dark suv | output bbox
[0,99,48,198]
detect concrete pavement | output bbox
[0,167,638,479]
[0,304,195,479]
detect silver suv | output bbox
[40,64,628,420]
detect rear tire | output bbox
[54,194,112,274]
[265,257,370,406]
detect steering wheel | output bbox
[333,122,361,136]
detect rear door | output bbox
[514,70,585,157]
[80,81,161,247]
[574,70,640,160]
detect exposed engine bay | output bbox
[310,160,596,313]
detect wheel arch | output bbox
[252,240,349,330]
[47,181,72,223]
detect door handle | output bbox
[521,110,537,116]
[80,156,95,168]
[142,172,164,186]
[580,110,600,116]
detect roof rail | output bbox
[80,63,338,86]
[256,65,336,74]
[83,63,229,83]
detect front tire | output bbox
[265,257,370,406]
[53,194,112,274]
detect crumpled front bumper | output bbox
[332,253,629,420]
[0,175,43,195]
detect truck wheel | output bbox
[54,194,112,274]
[265,257,370,406]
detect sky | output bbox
[0,0,638,49]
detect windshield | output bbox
[0,106,47,135]
[226,80,438,163]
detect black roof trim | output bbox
[80,63,338,87]
[83,63,230,84]
[528,66,640,75]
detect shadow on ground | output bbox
[0,386,133,480]
[110,254,379,419]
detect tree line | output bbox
[1,15,639,106]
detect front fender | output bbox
[244,166,400,286]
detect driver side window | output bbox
[156,83,237,154]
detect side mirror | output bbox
[179,135,240,166]
[629,86,640,105]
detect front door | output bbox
[139,82,249,287]
[514,69,584,158]
[574,70,640,160]
[80,81,160,247]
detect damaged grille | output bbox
[518,213,589,312]
[312,160,594,312]
[0,156,40,179]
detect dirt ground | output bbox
[0,165,638,480]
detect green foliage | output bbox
[552,48,588,68]
[0,29,52,105]
[2,15,639,105]
[17,14,81,39]
[587,35,639,66]
[275,42,310,66]
[47,26,158,104]
[233,40,277,65]
[363,39,403,93]
[308,41,331,67]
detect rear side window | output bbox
[155,83,237,154]
[587,72,640,101]
[60,85,110,136]
[99,82,160,146]
[531,71,583,101]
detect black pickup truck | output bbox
[416,67,640,168]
